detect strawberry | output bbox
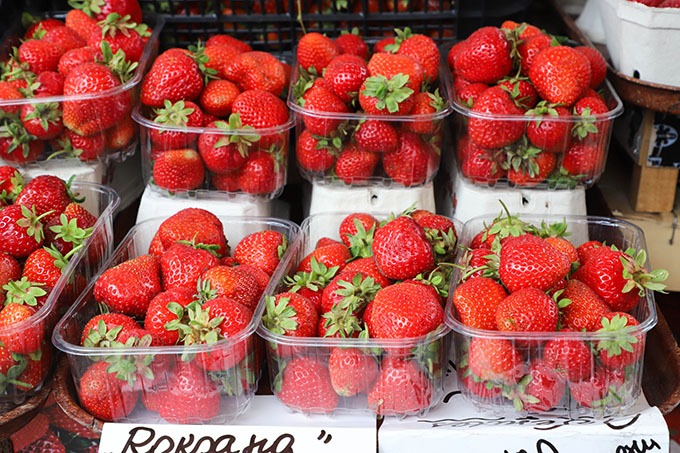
[149,208,228,258]
[572,246,667,312]
[18,39,63,75]
[262,292,318,337]
[156,361,221,424]
[71,0,143,24]
[517,32,554,77]
[234,230,286,276]
[152,148,206,192]
[366,52,425,93]
[372,215,434,280]
[0,204,47,258]
[237,150,281,195]
[451,277,507,329]
[33,71,65,96]
[359,73,414,116]
[206,34,252,52]
[574,46,607,89]
[88,14,146,62]
[542,331,594,382]
[559,279,611,332]
[458,246,496,281]
[459,137,506,184]
[529,46,591,107]
[140,49,204,108]
[277,356,338,413]
[505,146,557,187]
[454,26,512,84]
[197,118,255,175]
[0,252,21,296]
[544,236,578,263]
[21,247,65,289]
[328,346,379,397]
[199,265,262,310]
[576,240,603,265]
[24,17,64,39]
[93,254,162,317]
[525,103,572,153]
[296,242,350,274]
[224,51,286,97]
[199,79,241,117]
[367,356,432,415]
[44,25,87,54]
[568,366,627,409]
[0,165,23,204]
[20,97,64,140]
[391,28,440,82]
[366,281,443,339]
[499,234,571,293]
[78,360,139,421]
[64,9,99,42]
[382,130,436,186]
[334,30,368,59]
[354,119,398,153]
[202,43,241,79]
[467,337,524,384]
[143,287,196,346]
[334,143,380,184]
[159,241,219,291]
[468,85,525,149]
[16,431,66,453]
[512,360,566,412]
[231,89,289,140]
[0,123,45,165]
[298,84,349,136]
[403,90,446,135]
[595,312,644,369]
[149,100,204,151]
[15,174,73,224]
[296,32,339,74]
[0,82,23,117]
[496,287,559,332]
[338,212,378,257]
[0,302,42,354]
[455,80,488,107]
[458,364,503,400]
[320,270,380,317]
[80,312,140,346]
[323,54,369,104]
[62,62,128,136]
[295,129,338,173]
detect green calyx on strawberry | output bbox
[345,217,376,259]
[618,247,668,296]
[284,257,339,292]
[361,74,414,114]
[595,313,639,359]
[164,300,224,349]
[458,246,499,281]
[187,41,219,84]
[1,49,35,87]
[49,213,93,250]
[97,13,138,38]
[525,100,560,124]
[262,294,299,335]
[319,304,363,338]
[3,277,47,307]
[411,330,443,378]
[213,114,261,157]
[501,137,544,177]
[546,166,581,190]
[46,136,85,160]
[537,219,569,239]
[22,101,62,132]
[98,41,138,83]
[16,204,52,244]
[571,106,599,141]
[291,68,317,106]
[384,27,414,53]
[0,351,30,391]
[0,120,37,159]
[0,169,24,204]
[153,99,196,128]
[82,318,125,348]
[330,273,380,313]
[176,237,221,257]
[479,201,537,248]
[413,264,454,298]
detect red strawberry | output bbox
[496,287,559,332]
[199,79,241,117]
[542,331,594,382]
[24,17,64,39]
[295,129,338,173]
[231,89,289,142]
[64,9,99,42]
[200,265,262,310]
[234,230,286,276]
[72,0,143,23]
[296,32,339,74]
[224,51,286,97]
[18,39,63,75]
[334,31,368,60]
[334,143,380,184]
[544,236,578,263]
[372,215,434,280]
[149,100,204,151]
[456,80,489,107]
[595,312,644,369]
[15,174,72,224]
[451,277,507,329]
[197,118,255,175]
[526,103,572,153]
[262,292,318,337]
[299,84,349,136]
[468,337,524,384]
[33,71,65,96]
[156,361,221,424]
[382,130,437,186]
[366,52,425,93]
[328,346,379,397]
[0,165,23,203]
[296,242,351,274]
[152,148,206,192]
[468,86,525,149]
[44,25,86,54]
[143,287,196,346]
[150,208,228,257]
[277,356,338,413]
[458,246,496,281]
[559,279,611,332]
[50,129,107,162]
[499,234,571,292]
[506,146,556,187]
[459,137,506,184]
[0,301,42,354]
[513,360,566,412]
[93,254,162,317]
[367,356,432,415]
[237,150,282,195]
[159,241,219,291]
[79,361,139,422]
[206,34,252,52]
[202,43,241,79]
[21,247,64,289]
[80,312,140,346]
[20,98,63,140]
[338,212,379,257]
[569,366,626,409]
[358,74,414,115]
[0,252,21,296]
[529,46,591,107]
[576,240,603,265]
[140,49,204,108]
[454,26,512,84]
[392,29,440,82]
[574,46,607,89]
[0,82,23,117]
[0,204,46,258]
[323,54,369,104]
[517,32,554,77]
[402,90,446,135]
[354,119,398,153]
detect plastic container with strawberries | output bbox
[52,209,299,424]
[288,29,452,188]
[0,175,119,413]
[133,36,294,199]
[0,10,162,172]
[445,211,666,418]
[447,22,623,189]
[257,209,462,417]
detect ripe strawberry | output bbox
[456,80,488,107]
[298,84,349,136]
[93,254,162,317]
[452,277,507,329]
[0,165,23,203]
[295,129,338,173]
[19,98,63,141]
[296,32,339,74]
[572,246,667,312]
[0,82,23,117]
[150,208,228,257]
[542,331,594,382]
[197,118,254,175]
[334,143,380,184]
[367,356,432,415]
[296,242,351,274]
[328,347,378,397]
[143,287,196,346]
[0,252,21,295]
[392,28,440,82]
[359,73,415,115]
[234,230,286,276]
[78,360,139,421]
[33,71,65,96]
[319,270,380,320]
[15,174,72,224]
[0,204,47,258]
[80,312,140,346]
[237,150,281,195]
[595,312,644,369]
[152,148,206,192]
[72,0,143,24]
[569,366,627,409]
[576,240,603,265]
[403,90,446,135]
[366,52,425,93]
[57,45,97,76]
[224,51,287,97]
[49,128,107,161]
[149,100,204,151]
[231,89,289,141]
[574,46,607,89]
[62,62,128,136]
[454,26,512,84]
[18,39,63,75]
[517,33,554,77]
[559,279,611,332]
[276,357,338,413]
[382,130,436,186]
[467,337,524,384]
[334,30,368,59]
[44,25,86,54]
[200,265,262,310]
[199,79,240,117]
[202,43,241,80]
[529,46,591,107]
[159,241,219,291]
[206,34,253,52]
[496,287,559,332]
[338,212,378,257]
[156,361,221,424]
[526,103,572,153]
[24,17,64,39]
[468,86,525,149]
[459,137,506,184]
[323,54,369,104]
[505,147,557,187]
[513,359,566,412]
[0,302,42,354]
[141,49,204,108]
[21,247,64,289]
[262,292,318,337]
[354,119,398,153]
[372,216,434,280]
[544,235,578,263]
[64,9,99,42]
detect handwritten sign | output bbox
[99,423,376,453]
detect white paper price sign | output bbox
[98,422,376,453]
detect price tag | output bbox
[99,422,376,453]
